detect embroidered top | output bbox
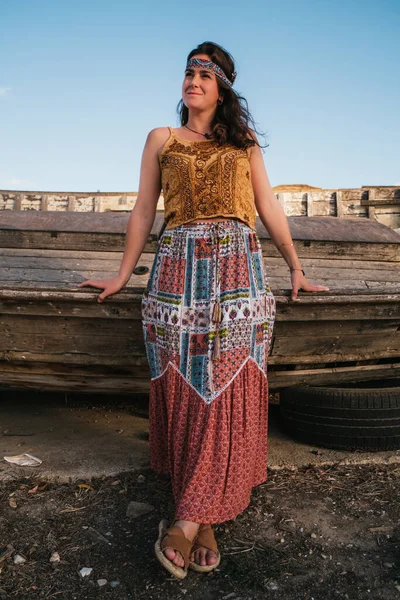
[159,127,257,231]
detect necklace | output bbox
[184,124,212,139]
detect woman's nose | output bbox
[192,73,201,85]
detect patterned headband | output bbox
[185,57,236,88]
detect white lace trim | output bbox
[150,355,268,405]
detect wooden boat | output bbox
[0,210,399,395]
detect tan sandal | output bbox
[189,523,221,572]
[154,519,193,579]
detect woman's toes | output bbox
[174,551,184,567]
[164,547,184,567]
[198,548,217,566]
[198,549,208,566]
[191,547,218,567]
[164,547,176,562]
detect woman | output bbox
[79,41,329,579]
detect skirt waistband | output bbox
[165,219,252,234]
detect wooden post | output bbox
[68,196,76,211]
[307,192,313,217]
[14,194,22,210]
[336,191,344,218]
[94,197,103,212]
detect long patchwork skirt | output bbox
[141,219,276,523]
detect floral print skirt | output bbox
[141,219,276,523]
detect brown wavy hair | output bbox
[177,41,268,150]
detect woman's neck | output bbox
[186,112,214,135]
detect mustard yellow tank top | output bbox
[159,127,257,231]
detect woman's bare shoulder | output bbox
[143,128,172,160]
[147,127,171,144]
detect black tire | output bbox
[279,385,400,451]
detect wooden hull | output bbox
[1,211,400,394]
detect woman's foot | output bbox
[162,519,200,568]
[189,524,219,567]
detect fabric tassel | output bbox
[212,300,222,323]
[212,332,221,361]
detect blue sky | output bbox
[1,0,399,192]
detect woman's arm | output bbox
[78,128,166,302]
[249,141,329,299]
[116,129,164,284]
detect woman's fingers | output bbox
[301,282,330,292]
[77,278,126,302]
[291,275,330,300]
[96,287,118,303]
[77,280,104,289]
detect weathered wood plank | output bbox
[276,319,399,335]
[1,249,399,293]
[1,247,127,259]
[3,313,398,339]
[365,281,400,290]
[267,362,400,388]
[361,198,400,206]
[273,333,400,357]
[0,351,149,367]
[0,314,143,336]
[2,255,400,284]
[1,211,399,241]
[2,256,124,269]
[0,372,150,394]
[0,278,372,292]
[0,231,400,261]
[0,332,145,355]
[0,278,395,295]
[0,269,137,282]
[275,300,400,320]
[2,248,399,273]
[0,273,376,292]
[3,347,399,367]
[0,229,399,260]
[1,362,400,394]
[1,287,399,306]
[1,342,397,366]
[0,296,398,320]
[268,351,398,364]
[367,187,400,201]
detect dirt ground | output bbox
[0,404,399,600]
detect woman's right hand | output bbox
[77,276,127,303]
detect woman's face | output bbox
[182,53,221,111]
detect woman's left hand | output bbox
[290,270,330,301]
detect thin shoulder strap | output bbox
[159,127,174,160]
